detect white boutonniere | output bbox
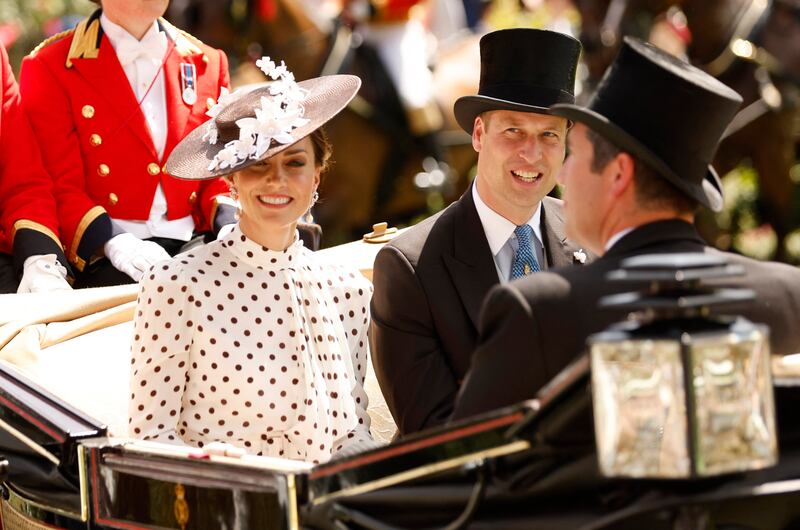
[573,249,587,264]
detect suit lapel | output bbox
[443,190,501,330]
[71,36,158,158]
[541,197,579,268]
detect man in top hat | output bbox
[19,0,236,287]
[452,38,800,420]
[370,28,590,435]
[0,43,71,293]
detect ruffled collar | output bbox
[220,224,304,270]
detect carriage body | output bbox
[3,344,800,529]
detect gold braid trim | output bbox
[69,205,106,272]
[158,18,202,56]
[66,17,100,68]
[30,29,75,57]
[11,220,62,248]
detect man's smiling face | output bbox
[473,109,568,224]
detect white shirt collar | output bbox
[100,13,164,53]
[472,180,543,257]
[604,227,635,252]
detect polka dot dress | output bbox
[128,224,372,463]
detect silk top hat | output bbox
[453,28,581,134]
[166,70,360,181]
[551,38,742,212]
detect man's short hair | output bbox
[585,127,698,214]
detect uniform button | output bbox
[147,162,161,176]
[202,55,209,64]
[108,193,119,206]
[97,164,110,176]
[82,105,95,118]
[89,134,102,147]
[188,192,198,204]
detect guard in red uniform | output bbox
[0,43,71,294]
[20,0,237,287]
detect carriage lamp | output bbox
[588,253,777,479]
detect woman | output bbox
[128,60,371,463]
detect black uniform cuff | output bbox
[75,212,114,271]
[13,228,69,277]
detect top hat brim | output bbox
[454,95,556,135]
[551,103,724,212]
[165,75,361,181]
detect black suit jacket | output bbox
[370,189,588,435]
[452,219,800,420]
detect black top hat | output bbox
[551,38,742,212]
[453,29,581,134]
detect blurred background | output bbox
[3,0,800,260]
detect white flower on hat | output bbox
[256,57,276,75]
[203,87,246,145]
[207,56,309,172]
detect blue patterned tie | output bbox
[510,224,540,279]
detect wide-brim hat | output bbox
[551,38,742,212]
[453,28,581,134]
[166,74,361,180]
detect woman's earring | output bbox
[310,190,319,208]
[230,187,239,201]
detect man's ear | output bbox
[472,116,485,152]
[609,151,636,198]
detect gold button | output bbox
[108,193,119,205]
[89,133,102,147]
[188,191,197,204]
[97,163,110,176]
[147,162,161,176]
[82,105,95,118]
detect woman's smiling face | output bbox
[229,137,320,246]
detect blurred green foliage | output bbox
[717,164,800,263]
[0,0,93,72]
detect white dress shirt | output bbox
[605,228,635,253]
[472,181,544,283]
[101,14,195,241]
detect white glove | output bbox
[103,233,171,282]
[216,223,236,240]
[16,254,72,293]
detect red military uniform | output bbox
[20,10,232,273]
[0,43,67,289]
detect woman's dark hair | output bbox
[309,127,333,174]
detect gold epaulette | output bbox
[179,29,204,48]
[176,29,204,56]
[158,18,203,56]
[29,29,75,57]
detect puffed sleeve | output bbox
[333,272,373,453]
[128,261,193,445]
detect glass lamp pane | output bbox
[591,339,690,478]
[690,327,777,476]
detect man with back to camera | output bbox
[452,37,800,421]
[370,28,591,435]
